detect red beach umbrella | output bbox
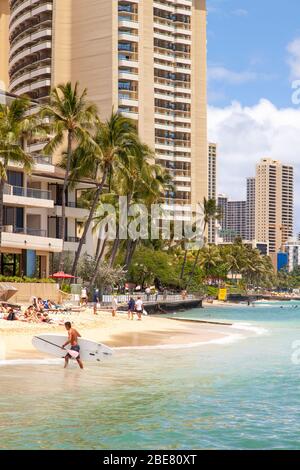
[50,271,76,279]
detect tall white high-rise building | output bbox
[246,177,255,241]
[0,0,208,219]
[0,1,209,275]
[208,142,217,243]
[217,195,247,243]
[255,158,294,254]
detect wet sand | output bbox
[0,309,235,360]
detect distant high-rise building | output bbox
[0,0,208,218]
[217,195,247,243]
[283,238,300,272]
[208,143,217,243]
[255,158,294,253]
[246,177,256,241]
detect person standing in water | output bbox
[62,322,84,369]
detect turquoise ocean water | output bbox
[1,301,300,450]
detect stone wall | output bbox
[6,283,60,304]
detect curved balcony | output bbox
[10,2,53,42]
[9,40,52,73]
[10,1,52,29]
[11,78,51,97]
[10,65,51,91]
[10,27,52,59]
[10,0,43,25]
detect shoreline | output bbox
[0,308,241,361]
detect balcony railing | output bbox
[118,53,139,62]
[66,236,85,244]
[14,227,48,237]
[34,155,53,165]
[119,92,138,101]
[4,184,52,200]
[54,201,78,208]
[118,14,138,23]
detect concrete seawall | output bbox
[135,299,203,314]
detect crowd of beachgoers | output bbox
[0,297,67,325]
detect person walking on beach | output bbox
[145,286,151,301]
[128,297,135,320]
[135,296,144,320]
[62,322,84,369]
[81,287,88,306]
[111,296,118,317]
[93,288,100,315]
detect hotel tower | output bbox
[0,0,207,277]
[0,0,208,219]
[255,158,294,254]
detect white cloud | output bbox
[208,66,257,84]
[232,9,248,17]
[208,66,275,85]
[287,38,300,80]
[208,99,300,231]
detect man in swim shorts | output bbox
[62,322,84,369]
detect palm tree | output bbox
[198,245,222,281]
[225,242,247,282]
[40,82,98,270]
[186,197,222,287]
[69,111,141,276]
[0,97,34,236]
[122,158,172,270]
[86,150,172,288]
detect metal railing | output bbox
[4,184,52,200]
[66,236,85,244]
[101,293,198,304]
[14,227,47,237]
[66,236,80,243]
[34,155,52,165]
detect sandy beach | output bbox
[0,308,235,360]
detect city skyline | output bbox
[207,0,300,232]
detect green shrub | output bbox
[0,275,55,284]
[60,284,71,293]
[207,286,218,297]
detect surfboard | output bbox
[32,334,113,362]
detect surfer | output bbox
[62,322,84,369]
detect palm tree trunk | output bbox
[109,227,120,268]
[124,239,133,268]
[71,167,108,276]
[123,193,134,269]
[95,237,102,260]
[180,249,188,280]
[0,178,5,274]
[124,239,138,271]
[88,238,107,289]
[186,222,207,288]
[58,130,72,271]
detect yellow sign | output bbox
[218,288,227,301]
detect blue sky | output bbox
[207,0,300,107]
[206,0,300,233]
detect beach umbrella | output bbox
[50,272,76,279]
